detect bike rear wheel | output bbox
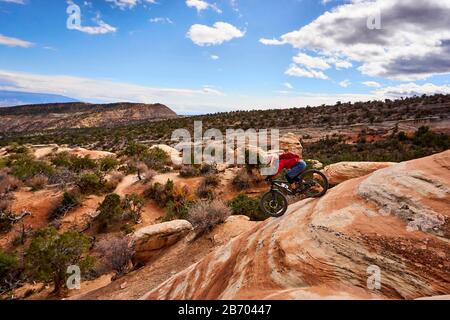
[298,170,329,198]
[259,189,288,217]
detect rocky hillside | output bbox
[0,102,177,132]
[143,150,450,300]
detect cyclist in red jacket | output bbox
[268,151,307,183]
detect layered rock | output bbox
[323,161,396,185]
[143,151,450,300]
[131,220,193,263]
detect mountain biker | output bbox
[267,150,307,183]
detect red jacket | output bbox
[274,152,301,176]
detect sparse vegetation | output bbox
[227,194,268,221]
[96,237,134,277]
[187,200,231,238]
[232,169,252,191]
[49,191,81,221]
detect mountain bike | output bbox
[259,170,329,217]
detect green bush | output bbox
[99,156,119,172]
[49,191,80,220]
[122,142,149,158]
[8,153,54,181]
[144,147,170,171]
[227,194,268,221]
[51,152,97,172]
[94,193,123,232]
[0,250,17,280]
[145,180,194,221]
[25,227,93,295]
[76,172,105,195]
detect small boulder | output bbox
[131,220,193,263]
[323,161,396,185]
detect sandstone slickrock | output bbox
[323,161,396,185]
[131,220,193,263]
[143,151,450,300]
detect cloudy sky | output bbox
[1,0,450,114]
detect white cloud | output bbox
[293,53,330,70]
[105,0,138,9]
[105,0,157,9]
[0,0,25,3]
[260,0,450,81]
[210,55,219,60]
[374,83,450,97]
[339,79,351,88]
[259,38,284,46]
[283,82,293,89]
[333,60,352,70]
[285,65,328,80]
[187,22,245,46]
[0,34,34,48]
[186,0,221,13]
[150,17,173,24]
[362,81,381,88]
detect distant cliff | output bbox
[0,102,178,132]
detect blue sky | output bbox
[1,0,450,114]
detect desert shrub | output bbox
[94,193,123,232]
[8,153,54,181]
[26,174,48,191]
[227,194,268,221]
[146,180,193,221]
[122,193,144,223]
[76,172,105,195]
[49,191,81,221]
[143,147,170,171]
[99,156,119,172]
[0,170,21,194]
[232,169,252,191]
[7,143,28,154]
[122,142,149,158]
[51,152,97,172]
[50,152,72,167]
[25,227,93,294]
[196,174,220,200]
[47,167,76,186]
[69,156,97,172]
[0,250,17,281]
[187,200,231,237]
[199,163,218,176]
[196,181,215,200]
[179,165,201,178]
[96,237,134,276]
[203,174,220,187]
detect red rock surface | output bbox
[143,150,450,300]
[323,161,396,185]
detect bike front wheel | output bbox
[259,189,288,217]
